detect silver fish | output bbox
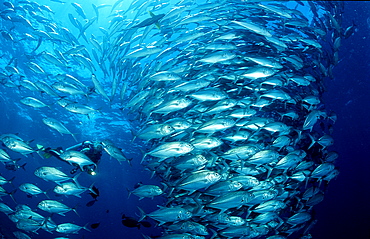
[129,184,163,200]
[59,150,96,170]
[34,166,78,184]
[177,170,221,193]
[145,141,194,162]
[37,200,77,216]
[19,183,48,197]
[138,206,192,226]
[56,223,90,234]
[20,97,49,108]
[42,117,77,142]
[2,136,35,156]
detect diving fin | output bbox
[43,152,52,159]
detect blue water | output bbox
[310,2,370,239]
[0,1,369,239]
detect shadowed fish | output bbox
[130,12,165,29]
[90,222,100,229]
[122,214,152,229]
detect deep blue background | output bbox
[311,2,370,239]
[0,1,369,239]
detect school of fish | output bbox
[0,0,350,238]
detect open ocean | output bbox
[0,1,369,239]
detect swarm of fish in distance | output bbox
[118,1,344,238]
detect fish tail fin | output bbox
[89,182,97,195]
[83,222,91,232]
[294,129,303,144]
[41,216,52,233]
[209,152,218,167]
[8,176,15,187]
[137,206,146,222]
[245,209,252,219]
[191,194,203,215]
[9,189,17,204]
[160,182,168,193]
[20,163,27,171]
[43,190,50,199]
[308,134,316,149]
[265,165,273,178]
[127,187,132,199]
[73,206,80,217]
[72,173,82,188]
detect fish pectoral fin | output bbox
[148,11,156,18]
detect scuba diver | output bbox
[39,140,103,176]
